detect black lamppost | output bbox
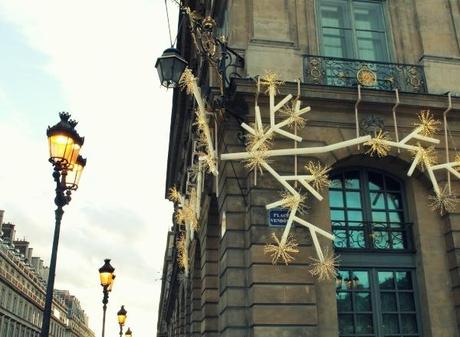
[117,305,127,337]
[155,48,188,88]
[99,259,115,337]
[40,112,86,337]
[125,327,132,337]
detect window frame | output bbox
[317,0,393,62]
[329,167,415,253]
[336,267,423,337]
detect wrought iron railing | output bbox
[332,220,413,251]
[304,55,427,94]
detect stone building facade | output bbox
[0,210,95,337]
[157,1,460,336]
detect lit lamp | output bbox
[65,155,87,190]
[99,259,115,337]
[40,112,86,337]
[155,48,188,88]
[117,305,127,337]
[125,327,132,337]
[47,112,84,167]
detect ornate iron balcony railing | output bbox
[332,220,413,251]
[304,55,427,94]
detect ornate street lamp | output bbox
[40,112,86,337]
[117,305,127,337]
[125,327,132,337]
[155,48,188,88]
[99,259,115,337]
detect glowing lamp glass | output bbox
[99,272,113,287]
[65,157,85,190]
[118,314,126,326]
[48,134,76,165]
[125,328,132,337]
[68,143,81,166]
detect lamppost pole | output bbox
[40,169,66,337]
[101,285,108,337]
[40,113,86,337]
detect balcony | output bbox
[303,55,428,94]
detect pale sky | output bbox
[0,1,179,336]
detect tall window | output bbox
[329,168,420,337]
[318,0,390,62]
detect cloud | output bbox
[0,0,180,335]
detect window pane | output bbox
[331,209,345,221]
[353,2,385,31]
[356,30,388,61]
[381,292,397,311]
[329,190,344,207]
[322,28,353,58]
[337,270,350,290]
[370,192,385,209]
[396,272,412,289]
[337,292,352,311]
[387,193,402,210]
[401,314,417,333]
[378,272,395,289]
[352,271,369,289]
[388,211,403,223]
[334,229,348,248]
[356,314,373,333]
[391,232,405,249]
[349,230,365,248]
[373,231,390,249]
[344,171,360,189]
[368,171,384,190]
[399,293,415,311]
[346,192,362,208]
[338,314,354,334]
[355,292,371,311]
[382,314,399,334]
[347,210,363,221]
[330,175,342,188]
[372,211,387,222]
[321,2,351,28]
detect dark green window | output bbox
[318,0,390,62]
[337,269,419,336]
[329,169,411,251]
[331,168,420,336]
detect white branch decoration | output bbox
[218,71,459,280]
[169,69,459,280]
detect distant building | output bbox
[54,290,94,337]
[0,210,95,337]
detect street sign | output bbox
[268,207,289,227]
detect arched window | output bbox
[329,169,411,251]
[329,168,421,337]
